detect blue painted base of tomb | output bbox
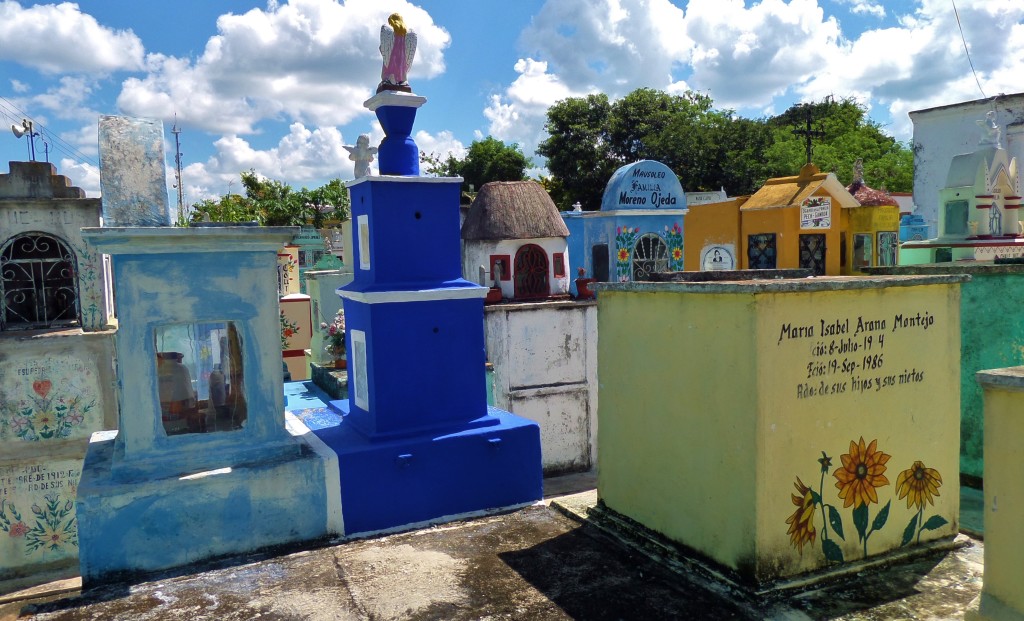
[76,430,330,586]
[287,383,543,536]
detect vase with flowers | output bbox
[321,309,347,368]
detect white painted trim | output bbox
[563,209,690,218]
[337,287,487,304]
[342,501,536,539]
[351,329,368,411]
[81,226,297,253]
[346,175,463,188]
[357,215,370,270]
[285,413,344,536]
[363,91,427,110]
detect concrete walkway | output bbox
[0,472,988,621]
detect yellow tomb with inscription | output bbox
[596,274,964,585]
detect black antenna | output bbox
[792,104,825,166]
[171,116,185,223]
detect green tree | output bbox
[766,98,913,192]
[296,178,350,229]
[537,90,913,202]
[421,137,532,192]
[536,93,615,210]
[606,88,713,164]
[188,192,254,224]
[420,151,461,178]
[186,170,349,226]
[459,137,532,191]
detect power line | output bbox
[951,0,987,100]
[0,96,100,167]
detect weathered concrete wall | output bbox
[910,95,1024,237]
[0,329,117,585]
[484,300,597,474]
[97,116,171,227]
[0,163,108,331]
[76,226,333,585]
[76,428,329,585]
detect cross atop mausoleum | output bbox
[792,104,826,165]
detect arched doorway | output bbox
[631,233,669,281]
[514,244,549,300]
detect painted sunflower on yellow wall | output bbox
[785,477,817,554]
[895,461,942,509]
[896,460,947,546]
[833,437,890,508]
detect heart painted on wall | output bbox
[32,380,52,399]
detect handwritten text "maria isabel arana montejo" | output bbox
[777,312,935,346]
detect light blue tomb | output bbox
[563,160,689,292]
[75,227,331,585]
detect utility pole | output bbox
[171,117,185,223]
[792,104,825,165]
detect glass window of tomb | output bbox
[155,322,246,436]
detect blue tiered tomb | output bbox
[308,92,542,536]
[324,176,543,534]
[75,227,332,585]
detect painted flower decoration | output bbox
[33,410,55,431]
[617,248,630,262]
[896,461,942,510]
[8,521,28,538]
[11,415,30,433]
[41,524,66,550]
[833,437,890,508]
[280,309,301,348]
[672,247,682,261]
[817,451,832,473]
[785,477,817,554]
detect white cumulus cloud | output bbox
[0,1,144,74]
[117,0,450,135]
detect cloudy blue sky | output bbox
[0,0,1022,203]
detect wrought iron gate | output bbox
[1,233,78,330]
[799,234,826,275]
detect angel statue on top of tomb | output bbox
[378,12,417,93]
[344,134,377,178]
[977,110,1001,148]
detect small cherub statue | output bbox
[977,110,1001,148]
[378,13,418,93]
[344,134,377,178]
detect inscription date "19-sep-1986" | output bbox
[775,312,935,400]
